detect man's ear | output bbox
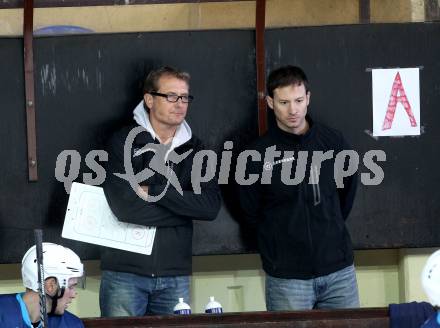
[144,93,153,110]
[44,277,58,296]
[306,91,311,106]
[266,96,274,110]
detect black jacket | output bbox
[100,124,221,277]
[239,117,357,279]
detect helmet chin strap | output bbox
[46,286,65,315]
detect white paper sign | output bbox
[62,182,156,255]
[372,67,420,136]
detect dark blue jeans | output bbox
[99,270,190,317]
[266,264,360,311]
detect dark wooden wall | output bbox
[0,23,439,263]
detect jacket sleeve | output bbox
[149,184,221,221]
[103,131,188,228]
[148,142,221,221]
[337,135,358,220]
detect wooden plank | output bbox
[23,0,38,181]
[425,0,440,21]
[1,0,253,9]
[83,308,389,328]
[255,0,267,135]
[359,0,370,24]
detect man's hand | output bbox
[137,185,149,201]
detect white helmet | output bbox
[22,243,84,292]
[421,249,440,306]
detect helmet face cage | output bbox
[421,249,440,306]
[22,243,84,292]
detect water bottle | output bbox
[173,297,191,314]
[204,296,223,313]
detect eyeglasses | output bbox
[150,92,194,103]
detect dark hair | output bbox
[143,66,190,94]
[266,65,309,98]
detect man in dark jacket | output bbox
[99,66,221,317]
[239,65,359,311]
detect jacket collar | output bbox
[269,115,315,145]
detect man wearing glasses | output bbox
[99,66,221,317]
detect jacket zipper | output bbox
[150,138,161,278]
[311,165,321,206]
[302,150,315,276]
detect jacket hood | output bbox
[133,100,192,153]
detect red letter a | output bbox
[382,72,417,130]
